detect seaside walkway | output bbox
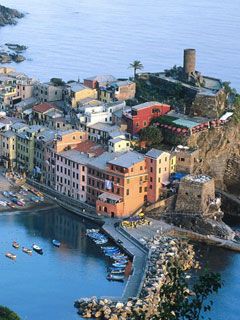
[103,220,149,300]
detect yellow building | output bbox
[108,138,131,153]
[67,82,97,108]
[170,154,176,173]
[0,131,16,170]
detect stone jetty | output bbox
[74,236,196,319]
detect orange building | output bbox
[145,148,171,203]
[87,151,148,218]
[52,129,88,153]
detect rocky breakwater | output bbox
[74,237,197,319]
[0,5,24,27]
[0,44,27,64]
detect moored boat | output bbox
[110,269,125,275]
[22,247,32,255]
[12,241,20,249]
[52,239,61,247]
[112,262,127,268]
[5,252,16,260]
[32,244,43,254]
[107,274,124,282]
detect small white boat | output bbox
[22,247,32,255]
[32,244,43,254]
[5,252,16,260]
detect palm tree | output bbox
[129,60,144,78]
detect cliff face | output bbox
[0,5,24,27]
[188,121,240,194]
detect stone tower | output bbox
[183,49,196,75]
[175,174,215,215]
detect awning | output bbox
[220,112,233,121]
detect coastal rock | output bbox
[0,5,24,27]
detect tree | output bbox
[0,306,20,320]
[50,78,65,86]
[139,126,163,148]
[129,60,144,78]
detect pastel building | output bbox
[145,148,171,203]
[87,151,148,218]
[123,101,171,135]
[65,82,97,108]
[0,130,16,170]
[108,138,131,153]
[55,151,88,201]
[34,82,63,102]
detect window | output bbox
[159,159,161,164]
[143,121,147,127]
[82,175,85,182]
[165,157,167,161]
[136,122,139,127]
[158,178,161,183]
[150,167,153,173]
[150,177,153,182]
[139,187,142,193]
[126,189,130,196]
[159,168,161,174]
[140,166,143,170]
[144,187,147,192]
[127,179,130,184]
[82,186,85,191]
[181,158,185,162]
[150,185,153,189]
[82,166,85,171]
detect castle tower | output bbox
[183,49,196,75]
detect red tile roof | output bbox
[32,103,56,113]
[74,140,105,157]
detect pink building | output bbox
[145,148,171,203]
[55,150,88,201]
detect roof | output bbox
[132,101,162,111]
[108,151,145,168]
[108,137,126,144]
[88,122,121,133]
[89,152,121,170]
[32,103,56,113]
[84,75,116,83]
[36,129,56,143]
[1,130,16,138]
[10,122,28,131]
[59,150,91,164]
[173,118,199,129]
[68,82,89,93]
[57,129,83,137]
[74,140,105,157]
[111,80,134,87]
[145,148,169,159]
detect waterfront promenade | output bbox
[102,221,148,300]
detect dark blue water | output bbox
[0,208,125,320]
[0,0,240,90]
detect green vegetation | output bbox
[233,95,240,123]
[129,60,144,79]
[164,65,183,79]
[139,126,163,148]
[50,78,65,86]
[0,306,20,320]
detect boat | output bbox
[102,246,118,250]
[94,239,108,245]
[7,202,16,208]
[32,244,43,254]
[5,252,16,260]
[108,266,125,271]
[112,262,127,268]
[2,191,9,197]
[110,269,125,274]
[12,241,20,249]
[22,247,32,255]
[52,239,61,247]
[0,200,7,207]
[107,274,124,282]
[114,259,128,264]
[112,254,128,260]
